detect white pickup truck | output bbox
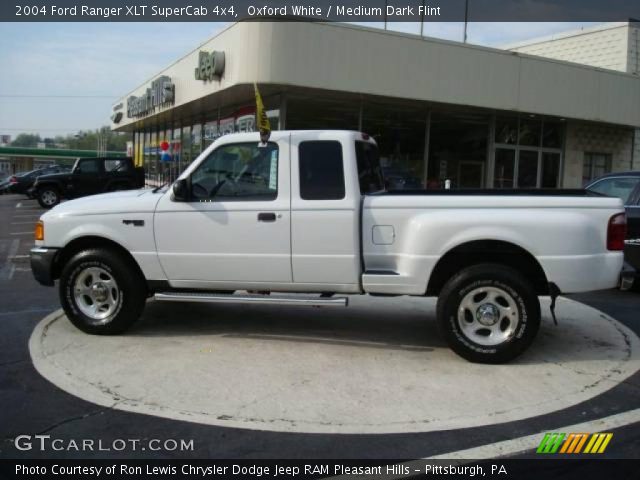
[30,131,628,363]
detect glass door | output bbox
[517,150,539,188]
[494,148,516,188]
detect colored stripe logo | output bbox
[537,433,613,454]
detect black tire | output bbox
[37,187,60,209]
[59,248,147,335]
[436,263,541,364]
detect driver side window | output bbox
[190,142,279,201]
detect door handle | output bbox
[257,212,277,222]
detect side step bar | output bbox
[154,291,348,307]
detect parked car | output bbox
[0,174,14,194]
[30,157,144,208]
[586,171,640,289]
[382,166,423,190]
[25,165,72,198]
[3,165,71,195]
[30,131,626,364]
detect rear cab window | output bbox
[299,141,345,200]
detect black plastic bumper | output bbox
[620,261,636,291]
[30,247,58,286]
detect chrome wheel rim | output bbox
[41,190,57,206]
[73,267,119,324]
[457,286,519,346]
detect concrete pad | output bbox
[30,296,640,434]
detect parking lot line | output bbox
[425,407,640,460]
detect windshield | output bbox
[355,141,384,194]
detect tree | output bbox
[10,133,42,148]
[8,128,130,152]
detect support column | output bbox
[422,110,431,188]
[279,92,287,130]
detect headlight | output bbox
[35,221,44,241]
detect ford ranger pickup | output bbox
[30,131,627,363]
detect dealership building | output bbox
[111,21,640,189]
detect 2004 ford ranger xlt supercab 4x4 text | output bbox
[30,131,628,363]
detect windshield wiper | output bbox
[152,182,168,193]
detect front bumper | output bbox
[30,247,58,286]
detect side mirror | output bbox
[172,178,189,202]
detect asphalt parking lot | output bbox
[1,193,639,459]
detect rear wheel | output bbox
[37,187,60,209]
[436,263,541,364]
[59,248,146,335]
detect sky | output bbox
[0,21,599,138]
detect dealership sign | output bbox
[127,75,175,118]
[195,50,225,81]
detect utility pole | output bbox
[384,0,387,30]
[463,0,469,43]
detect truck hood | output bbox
[42,188,164,219]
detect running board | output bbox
[154,291,348,307]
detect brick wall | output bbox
[563,122,634,187]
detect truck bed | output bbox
[377,188,599,197]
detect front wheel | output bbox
[436,263,541,364]
[37,187,60,209]
[59,248,147,335]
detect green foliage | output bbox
[11,127,130,152]
[10,133,42,147]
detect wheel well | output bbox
[38,182,59,191]
[426,240,549,296]
[52,236,145,284]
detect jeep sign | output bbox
[195,50,225,81]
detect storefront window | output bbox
[494,149,515,188]
[493,116,563,189]
[495,117,518,145]
[181,125,191,173]
[172,127,182,164]
[583,153,612,184]
[362,100,426,188]
[542,121,563,149]
[518,118,542,147]
[288,95,359,131]
[191,123,203,161]
[153,130,161,182]
[428,112,489,189]
[517,150,539,188]
[204,120,218,148]
[143,131,151,182]
[541,152,561,188]
[158,128,172,184]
